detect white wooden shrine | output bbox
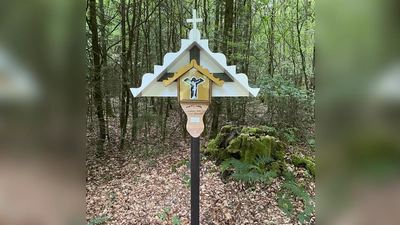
[129,10,260,225]
[130,9,260,98]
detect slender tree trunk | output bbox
[212,0,221,52]
[209,0,221,137]
[162,98,170,141]
[296,0,308,90]
[244,0,252,78]
[99,0,115,119]
[311,44,315,91]
[119,0,131,150]
[89,0,106,156]
[290,26,300,87]
[98,0,111,142]
[203,0,209,38]
[222,0,234,57]
[131,0,142,141]
[268,0,275,77]
[209,99,221,139]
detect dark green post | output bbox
[190,137,200,225]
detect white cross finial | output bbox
[187,9,203,31]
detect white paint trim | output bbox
[130,14,260,98]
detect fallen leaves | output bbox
[86,143,315,224]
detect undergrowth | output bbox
[278,172,314,223]
[86,216,109,225]
[221,156,277,184]
[221,156,314,224]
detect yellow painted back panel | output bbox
[179,68,210,102]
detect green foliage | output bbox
[271,140,285,160]
[291,154,315,177]
[171,164,177,173]
[206,167,218,173]
[221,157,278,184]
[278,172,314,224]
[258,75,314,142]
[281,127,299,144]
[254,155,275,168]
[172,216,182,225]
[307,138,315,151]
[220,125,233,133]
[87,216,108,225]
[157,206,171,221]
[277,191,294,216]
[241,127,264,134]
[207,126,285,166]
[221,158,314,223]
[231,171,277,184]
[221,158,259,174]
[181,173,191,189]
[283,171,296,182]
[176,159,187,168]
[105,191,115,204]
[157,207,181,224]
[260,126,278,136]
[146,159,157,168]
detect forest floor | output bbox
[86,127,315,225]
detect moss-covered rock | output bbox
[206,126,287,168]
[291,154,315,177]
[241,127,264,135]
[260,126,278,137]
[305,156,315,163]
[267,160,287,176]
[220,125,233,133]
[269,162,280,172]
[291,154,305,167]
[206,133,223,159]
[223,133,275,164]
[271,140,285,160]
[307,163,315,177]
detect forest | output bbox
[86,0,315,224]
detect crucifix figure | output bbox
[183,76,205,99]
[187,9,203,31]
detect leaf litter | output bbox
[86,137,315,225]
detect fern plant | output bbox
[172,216,182,225]
[86,216,108,225]
[278,172,314,224]
[221,157,277,184]
[157,206,171,221]
[254,155,275,169]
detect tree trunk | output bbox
[89,0,106,156]
[203,0,209,38]
[268,0,275,77]
[119,0,131,150]
[131,0,142,141]
[296,0,308,90]
[212,0,221,52]
[209,99,221,139]
[222,0,234,58]
[311,44,315,91]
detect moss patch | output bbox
[220,125,232,133]
[206,126,288,174]
[241,127,264,135]
[291,154,315,177]
[271,140,285,160]
[176,159,187,168]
